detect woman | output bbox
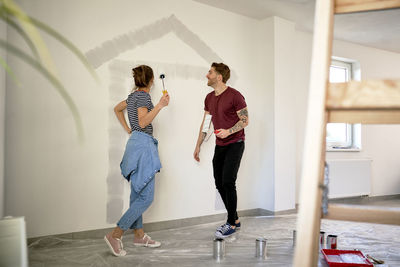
[105,65,169,256]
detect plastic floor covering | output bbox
[29,212,400,266]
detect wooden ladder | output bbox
[293,1,400,266]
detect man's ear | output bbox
[217,74,223,82]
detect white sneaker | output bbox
[133,233,161,248]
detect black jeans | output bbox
[212,141,245,226]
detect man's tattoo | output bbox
[229,108,248,134]
[229,124,242,133]
[201,132,206,140]
[239,108,248,117]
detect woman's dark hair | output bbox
[132,65,154,89]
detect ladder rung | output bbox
[327,109,400,123]
[326,79,400,123]
[327,80,400,109]
[323,204,400,225]
[335,0,400,14]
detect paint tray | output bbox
[321,249,373,267]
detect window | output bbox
[326,59,361,151]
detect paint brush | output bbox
[159,74,167,95]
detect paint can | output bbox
[320,231,325,249]
[293,230,296,246]
[326,234,338,249]
[255,238,267,259]
[213,238,225,260]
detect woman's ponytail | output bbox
[132,65,154,90]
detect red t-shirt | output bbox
[204,87,247,146]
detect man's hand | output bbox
[215,129,230,139]
[193,146,201,162]
[194,112,209,162]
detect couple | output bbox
[105,63,249,256]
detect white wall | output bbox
[294,31,400,201]
[251,16,297,213]
[5,0,278,238]
[0,20,5,218]
[273,17,296,211]
[253,17,275,211]
[294,31,312,204]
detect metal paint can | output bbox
[326,234,338,249]
[293,230,296,246]
[213,238,225,260]
[320,231,325,249]
[255,238,267,259]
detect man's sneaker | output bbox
[216,221,241,232]
[133,233,161,248]
[216,222,228,232]
[104,233,127,257]
[215,223,236,238]
[235,221,241,229]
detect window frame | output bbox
[326,59,361,152]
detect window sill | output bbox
[326,148,361,152]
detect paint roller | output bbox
[202,114,214,142]
[159,73,167,95]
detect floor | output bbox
[29,198,400,267]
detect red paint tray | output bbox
[321,249,373,267]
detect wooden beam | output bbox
[327,109,400,123]
[324,204,400,225]
[293,0,334,266]
[335,0,400,14]
[327,80,400,109]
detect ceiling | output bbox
[193,0,400,54]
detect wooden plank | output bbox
[327,80,400,109]
[328,109,400,123]
[324,204,400,225]
[335,0,400,14]
[293,0,334,266]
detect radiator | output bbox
[326,159,372,198]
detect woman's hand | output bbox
[114,100,132,133]
[158,92,170,108]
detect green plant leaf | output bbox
[0,39,84,143]
[2,0,58,77]
[0,10,40,59]
[2,4,99,83]
[28,16,100,83]
[0,55,21,86]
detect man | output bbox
[194,62,249,238]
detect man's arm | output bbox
[229,107,249,134]
[193,111,210,162]
[215,107,249,139]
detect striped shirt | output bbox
[126,90,154,136]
